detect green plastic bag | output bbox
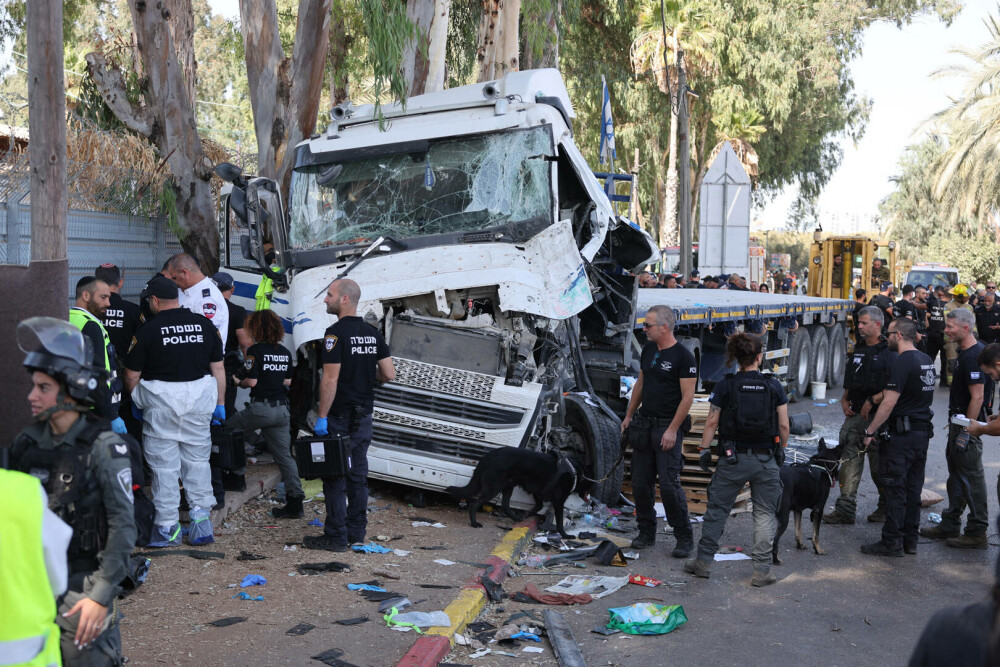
[607,603,688,635]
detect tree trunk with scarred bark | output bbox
[403,0,450,96]
[477,0,521,82]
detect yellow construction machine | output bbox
[807,232,900,301]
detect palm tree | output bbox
[630,0,716,247]
[929,11,1000,238]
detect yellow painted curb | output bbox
[424,523,536,643]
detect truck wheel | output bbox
[564,394,624,506]
[809,326,829,395]
[827,323,847,388]
[787,328,812,402]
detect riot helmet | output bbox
[18,316,101,404]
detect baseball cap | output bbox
[212,271,235,290]
[141,274,179,300]
[690,269,700,277]
[880,281,893,291]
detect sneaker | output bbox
[683,558,711,579]
[904,539,918,555]
[751,571,778,587]
[920,525,960,539]
[860,541,903,557]
[822,511,854,525]
[945,533,988,549]
[148,522,182,548]
[303,534,349,552]
[630,534,655,549]
[867,508,886,523]
[671,537,694,559]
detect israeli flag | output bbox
[599,75,616,165]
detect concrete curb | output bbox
[395,516,539,667]
[209,464,281,528]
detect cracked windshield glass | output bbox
[289,126,554,250]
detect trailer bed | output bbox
[636,288,854,325]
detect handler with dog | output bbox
[859,317,935,556]
[621,304,696,558]
[825,306,895,525]
[685,332,789,587]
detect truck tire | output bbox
[787,328,812,402]
[809,326,829,396]
[563,394,623,506]
[827,323,847,388]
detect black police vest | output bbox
[11,420,109,566]
[844,341,891,396]
[718,372,779,443]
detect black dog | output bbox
[772,438,845,565]
[446,448,591,538]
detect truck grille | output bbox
[372,424,492,463]
[374,385,524,428]
[374,409,487,440]
[393,357,495,401]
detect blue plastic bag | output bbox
[351,542,393,554]
[240,574,267,587]
[347,583,386,592]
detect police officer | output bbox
[859,317,935,556]
[921,308,993,549]
[892,284,919,324]
[306,278,396,551]
[211,271,251,501]
[965,344,1000,507]
[944,284,974,385]
[124,275,225,547]
[10,317,137,666]
[227,310,304,519]
[166,253,229,348]
[975,291,1000,345]
[926,285,948,386]
[621,304,695,558]
[825,306,895,525]
[70,276,125,434]
[869,281,895,333]
[684,332,788,587]
[94,264,141,370]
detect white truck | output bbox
[217,69,854,505]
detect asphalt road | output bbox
[447,383,1000,667]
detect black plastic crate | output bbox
[294,435,351,479]
[210,425,246,469]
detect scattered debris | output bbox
[411,521,447,528]
[285,623,315,636]
[334,617,369,626]
[231,592,264,601]
[351,542,393,554]
[235,551,267,561]
[607,603,688,635]
[297,562,351,575]
[207,616,246,627]
[545,575,628,599]
[239,575,267,587]
[434,559,457,566]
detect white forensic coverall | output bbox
[179,277,229,349]
[132,375,218,524]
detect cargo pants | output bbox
[833,412,884,520]
[630,422,693,544]
[697,449,782,574]
[227,401,303,498]
[878,430,929,550]
[940,423,989,536]
[323,413,374,545]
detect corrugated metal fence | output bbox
[0,200,183,303]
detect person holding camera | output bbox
[685,332,788,587]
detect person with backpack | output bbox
[684,332,789,587]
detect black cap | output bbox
[141,274,179,300]
[690,269,700,277]
[212,271,235,290]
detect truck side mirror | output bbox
[229,187,248,226]
[240,235,254,260]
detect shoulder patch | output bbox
[117,468,134,503]
[325,335,338,352]
[203,302,217,319]
[202,288,211,298]
[244,355,255,370]
[106,437,129,458]
[971,371,981,379]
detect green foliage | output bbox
[356,0,418,124]
[925,231,1000,284]
[766,231,812,272]
[445,0,480,88]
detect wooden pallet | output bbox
[622,397,751,515]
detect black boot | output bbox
[222,471,247,492]
[272,495,304,519]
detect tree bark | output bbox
[403,0,451,96]
[166,0,197,107]
[27,0,67,263]
[477,0,503,82]
[498,0,520,75]
[240,0,286,179]
[328,8,351,109]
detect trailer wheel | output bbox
[787,328,812,402]
[564,394,623,506]
[809,326,829,395]
[827,324,847,388]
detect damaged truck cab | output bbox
[219,69,658,504]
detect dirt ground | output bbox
[119,480,524,667]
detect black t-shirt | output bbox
[892,299,919,326]
[637,342,697,418]
[709,370,787,446]
[975,304,1000,344]
[127,307,224,382]
[907,601,992,667]
[844,340,897,410]
[103,292,141,364]
[926,296,946,333]
[869,294,894,331]
[321,316,391,413]
[226,300,247,354]
[79,318,115,419]
[949,341,993,419]
[885,349,935,420]
[245,342,293,401]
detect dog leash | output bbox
[580,433,628,485]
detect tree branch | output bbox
[85,52,154,137]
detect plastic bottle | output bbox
[603,516,619,530]
[580,514,598,526]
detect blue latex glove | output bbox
[131,404,144,422]
[314,417,328,436]
[212,405,226,425]
[110,417,127,434]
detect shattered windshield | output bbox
[288,126,554,250]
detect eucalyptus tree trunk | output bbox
[87,0,219,272]
[477,0,521,81]
[403,0,451,96]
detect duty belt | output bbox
[632,414,676,428]
[251,398,288,407]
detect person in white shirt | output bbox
[166,253,229,348]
